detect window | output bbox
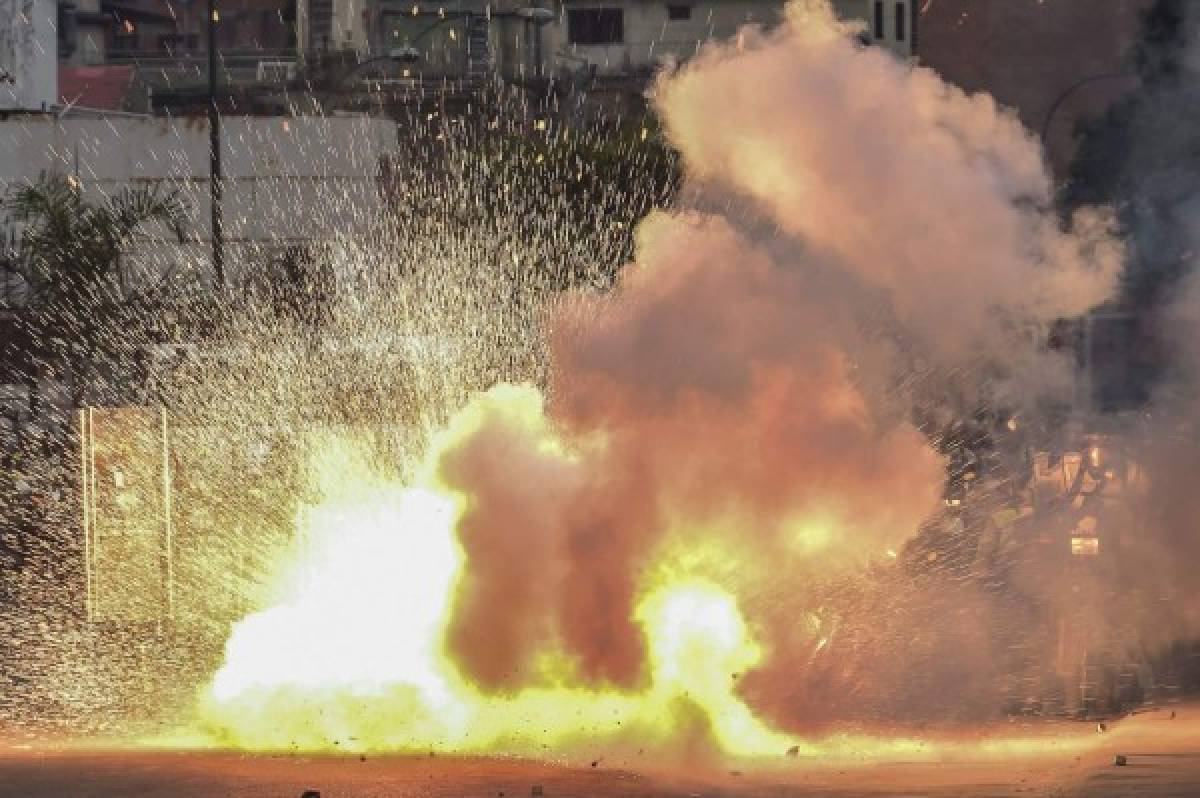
[895,1,907,42]
[873,0,884,39]
[568,8,624,45]
[111,32,140,53]
[667,4,691,21]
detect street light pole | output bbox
[207,0,225,288]
[1039,72,1133,148]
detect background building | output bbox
[34,0,917,116]
[299,0,913,80]
[39,0,1153,155]
[917,0,1153,177]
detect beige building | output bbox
[299,0,914,81]
[542,0,911,76]
[543,0,786,77]
[834,0,916,57]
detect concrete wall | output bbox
[917,0,1152,178]
[0,0,57,111]
[0,114,397,286]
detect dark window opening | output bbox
[57,1,77,58]
[667,4,691,21]
[568,8,624,45]
[111,32,139,53]
[895,1,906,42]
[157,33,199,52]
[873,0,884,39]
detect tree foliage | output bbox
[2,173,190,404]
[5,173,187,310]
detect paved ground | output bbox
[0,708,1197,797]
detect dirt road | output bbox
[0,708,1196,797]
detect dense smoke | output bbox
[1067,0,1200,310]
[441,215,940,691]
[426,0,1119,730]
[1120,249,1200,656]
[1062,0,1200,675]
[659,6,1117,361]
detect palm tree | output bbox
[2,172,191,407]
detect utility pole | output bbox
[207,0,225,288]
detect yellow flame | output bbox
[199,391,802,758]
[636,581,792,757]
[197,387,1100,765]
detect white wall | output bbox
[0,115,397,286]
[0,0,57,111]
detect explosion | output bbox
[194,0,1120,758]
[199,389,798,757]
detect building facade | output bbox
[1,0,58,110]
[57,0,294,66]
[298,0,914,81]
[917,0,1151,177]
[44,0,916,103]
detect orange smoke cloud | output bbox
[656,0,1119,360]
[440,212,943,694]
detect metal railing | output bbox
[106,50,300,89]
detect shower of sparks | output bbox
[0,108,679,742]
